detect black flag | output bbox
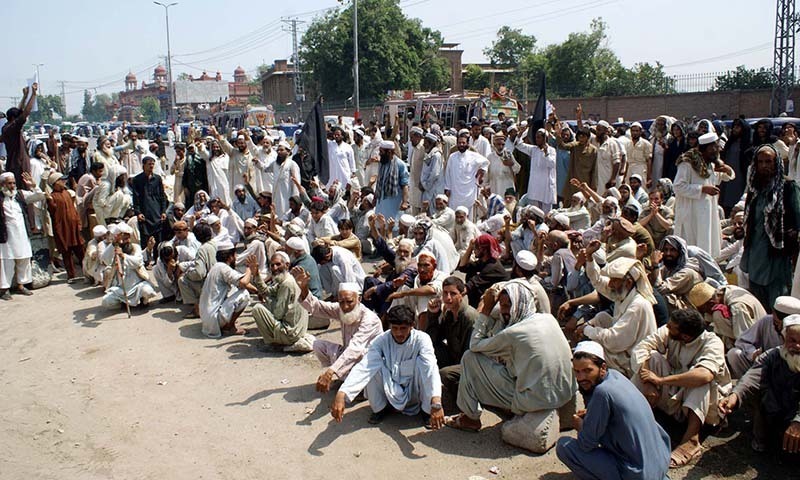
[528,72,546,143]
[298,99,329,186]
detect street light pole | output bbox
[154,2,178,123]
[353,0,359,120]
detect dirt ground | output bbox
[0,272,793,479]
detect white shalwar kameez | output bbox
[318,246,366,295]
[327,140,356,188]
[197,144,232,206]
[444,150,489,217]
[469,135,491,159]
[199,262,251,338]
[247,139,277,193]
[1,189,45,289]
[486,148,520,197]
[339,329,442,415]
[673,162,733,257]
[516,142,557,213]
[101,254,157,309]
[220,140,253,200]
[271,158,301,218]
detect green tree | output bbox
[248,94,263,105]
[139,97,162,123]
[714,66,773,91]
[176,72,190,81]
[484,26,536,69]
[29,95,65,123]
[300,0,450,101]
[81,90,92,119]
[463,64,489,91]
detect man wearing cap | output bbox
[374,140,410,221]
[580,245,658,377]
[420,132,445,214]
[0,172,45,299]
[293,269,382,393]
[673,131,734,257]
[101,235,157,310]
[406,126,426,215]
[444,133,488,218]
[632,309,731,467]
[589,119,621,194]
[387,252,447,327]
[741,144,800,310]
[234,218,270,276]
[430,195,455,231]
[83,225,108,286]
[516,129,557,214]
[45,172,85,283]
[232,184,258,222]
[182,140,208,204]
[326,126,356,189]
[688,282,767,351]
[487,131,519,201]
[624,122,653,184]
[244,130,275,194]
[198,239,254,338]
[556,341,671,480]
[507,250,551,313]
[250,252,312,351]
[269,141,300,218]
[213,127,253,202]
[719,314,800,455]
[311,244,365,299]
[197,134,232,206]
[726,296,800,378]
[452,206,480,257]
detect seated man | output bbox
[632,309,731,468]
[687,282,767,351]
[317,218,362,260]
[198,240,254,338]
[719,315,800,456]
[457,234,510,308]
[153,245,181,303]
[556,341,671,480]
[580,243,658,377]
[293,270,382,393]
[653,235,703,312]
[363,238,417,316]
[451,206,480,257]
[101,240,157,310]
[446,281,576,452]
[330,305,444,428]
[508,250,550,314]
[430,194,455,231]
[235,218,269,275]
[285,236,322,298]
[251,252,312,352]
[178,223,216,319]
[387,252,446,329]
[83,225,108,286]
[538,230,576,312]
[311,244,366,298]
[424,276,479,414]
[727,296,800,378]
[165,220,200,258]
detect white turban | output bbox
[92,225,108,238]
[515,250,538,271]
[630,122,643,129]
[278,140,291,150]
[601,257,656,304]
[244,218,258,228]
[399,214,416,227]
[107,224,120,236]
[338,282,360,294]
[379,140,395,150]
[272,251,290,264]
[117,223,133,235]
[574,341,605,361]
[410,126,424,136]
[0,172,14,183]
[553,213,570,227]
[699,132,719,145]
[206,214,220,225]
[424,132,438,143]
[775,296,800,315]
[455,206,469,215]
[597,120,611,129]
[234,184,245,192]
[286,236,309,254]
[435,194,448,203]
[782,314,800,334]
[572,192,586,203]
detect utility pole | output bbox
[337,0,359,119]
[59,81,67,116]
[282,17,306,120]
[154,2,178,123]
[771,0,800,116]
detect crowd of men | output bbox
[3,82,800,478]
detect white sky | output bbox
[0,0,776,115]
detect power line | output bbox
[172,26,284,65]
[663,42,773,69]
[173,19,282,57]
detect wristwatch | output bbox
[430,402,443,411]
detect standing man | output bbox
[468,121,491,159]
[326,127,356,189]
[444,134,489,218]
[624,122,653,184]
[407,126,426,215]
[420,133,445,215]
[68,137,91,188]
[673,132,734,257]
[556,341,671,480]
[0,172,44,299]
[589,118,621,194]
[373,141,410,221]
[131,155,168,251]
[741,144,800,310]
[183,141,208,205]
[1,84,37,188]
[270,141,300,217]
[217,129,253,200]
[45,172,84,283]
[515,129,557,214]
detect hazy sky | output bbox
[1,0,776,115]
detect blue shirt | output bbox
[578,369,671,480]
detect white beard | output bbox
[339,306,361,326]
[3,188,16,198]
[780,346,800,373]
[395,257,410,273]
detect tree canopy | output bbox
[81,91,114,122]
[714,66,773,91]
[299,0,449,102]
[29,95,65,124]
[139,97,162,123]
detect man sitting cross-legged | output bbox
[292,267,382,394]
[330,305,444,428]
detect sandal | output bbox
[444,414,481,433]
[669,444,703,468]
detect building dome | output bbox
[234,66,246,75]
[125,71,137,82]
[154,65,167,75]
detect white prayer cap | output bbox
[630,174,643,183]
[379,140,395,150]
[519,121,528,128]
[424,132,438,143]
[435,194,449,203]
[410,126,424,136]
[285,236,308,253]
[244,218,258,228]
[237,135,246,141]
[604,196,620,207]
[734,200,746,210]
[733,211,745,221]
[572,192,586,202]
[630,121,643,129]
[515,250,538,271]
[553,213,570,227]
[92,225,108,238]
[76,136,89,143]
[699,132,719,145]
[352,127,365,138]
[455,206,469,215]
[775,296,800,315]
[115,165,128,176]
[117,223,133,235]
[507,124,519,132]
[272,251,290,263]
[458,128,470,136]
[574,340,605,361]
[482,126,494,134]
[430,123,441,133]
[290,216,306,228]
[234,184,245,192]
[782,314,800,334]
[596,120,611,129]
[216,239,235,252]
[338,282,360,294]
[278,140,291,150]
[528,205,545,220]
[107,224,120,236]
[0,172,14,183]
[206,214,220,225]
[363,193,375,205]
[399,214,416,227]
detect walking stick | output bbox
[115,251,131,318]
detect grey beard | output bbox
[3,188,16,198]
[339,306,361,325]
[780,346,800,373]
